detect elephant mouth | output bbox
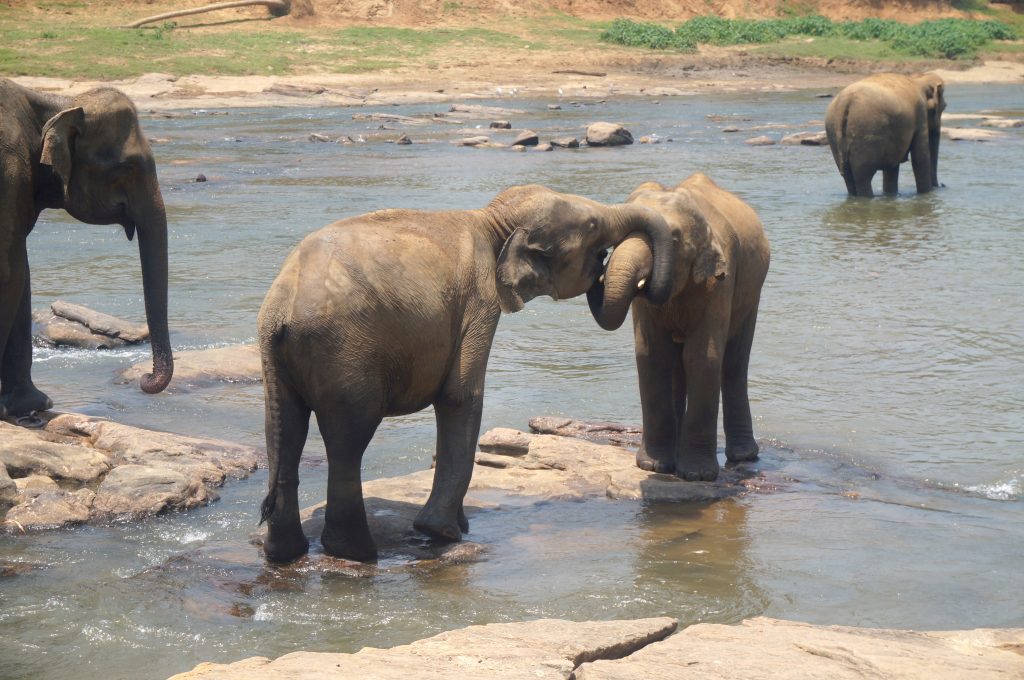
[588,249,610,286]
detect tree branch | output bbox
[123,0,293,28]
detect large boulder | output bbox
[168,617,678,680]
[586,122,633,147]
[574,617,1024,679]
[92,465,212,518]
[4,488,95,531]
[33,300,149,349]
[0,421,112,484]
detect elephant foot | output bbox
[413,505,463,543]
[676,451,720,482]
[0,384,53,418]
[636,446,675,474]
[321,525,378,563]
[263,529,310,564]
[725,439,759,464]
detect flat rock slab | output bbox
[33,300,149,349]
[527,416,642,448]
[780,130,828,145]
[574,617,1024,679]
[1,412,260,532]
[945,127,1005,141]
[169,616,678,680]
[118,344,262,388]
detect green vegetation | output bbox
[601,15,1020,59]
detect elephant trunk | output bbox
[587,233,653,331]
[605,204,676,306]
[134,188,173,394]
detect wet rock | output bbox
[745,135,776,146]
[264,83,327,97]
[33,312,130,349]
[195,173,207,182]
[33,300,149,349]
[548,103,562,110]
[489,120,511,129]
[308,133,332,142]
[586,122,634,147]
[550,136,580,149]
[574,617,1024,679]
[980,118,1023,128]
[511,130,539,146]
[92,465,212,518]
[448,103,525,118]
[638,135,661,144]
[13,475,59,496]
[477,427,533,457]
[780,131,828,145]
[721,126,740,133]
[394,133,412,145]
[118,344,262,388]
[0,466,16,507]
[528,416,642,448]
[169,617,678,680]
[4,489,95,531]
[455,135,490,147]
[0,421,112,483]
[50,301,149,343]
[945,127,1003,141]
[351,112,426,126]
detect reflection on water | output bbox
[1,85,1023,679]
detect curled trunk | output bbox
[134,192,174,394]
[607,204,676,306]
[587,233,654,331]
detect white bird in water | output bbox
[496,86,503,97]
[511,87,518,98]
[558,87,564,98]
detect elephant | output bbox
[825,72,946,197]
[0,79,173,418]
[506,173,770,482]
[257,184,679,563]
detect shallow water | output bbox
[2,84,1023,679]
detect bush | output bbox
[599,15,1018,59]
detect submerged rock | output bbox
[168,617,678,680]
[92,464,212,518]
[33,300,149,349]
[118,344,262,388]
[780,130,828,146]
[945,127,1004,142]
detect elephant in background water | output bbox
[825,72,946,197]
[0,79,173,418]
[582,174,770,482]
[257,185,680,563]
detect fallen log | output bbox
[123,0,311,29]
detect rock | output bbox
[33,312,130,349]
[780,131,828,145]
[548,103,562,110]
[477,428,534,457]
[721,126,740,133]
[455,135,491,147]
[745,135,775,146]
[92,465,212,518]
[489,120,511,129]
[533,142,553,152]
[980,118,1023,128]
[528,416,642,448]
[945,127,1004,141]
[49,301,149,343]
[351,112,427,126]
[550,136,580,149]
[13,474,58,496]
[168,617,678,680]
[573,617,1024,679]
[264,83,327,97]
[195,173,207,182]
[638,135,661,144]
[0,421,112,483]
[118,344,262,388]
[4,489,95,531]
[0,466,16,507]
[448,103,525,118]
[394,133,412,145]
[511,130,539,146]
[308,133,332,142]
[586,122,633,147]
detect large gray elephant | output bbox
[257,185,678,563]
[825,72,946,197]
[502,174,770,482]
[0,79,173,417]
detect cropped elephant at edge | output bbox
[257,184,680,564]
[825,72,946,197]
[0,79,173,418]
[499,173,770,482]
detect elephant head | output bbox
[587,183,727,331]
[914,72,945,188]
[493,185,680,314]
[39,88,173,393]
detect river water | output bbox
[1,84,1022,679]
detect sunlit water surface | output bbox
[1,84,1022,680]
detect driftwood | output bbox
[123,0,312,28]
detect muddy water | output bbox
[1,84,1022,679]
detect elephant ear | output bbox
[692,233,728,284]
[495,228,530,313]
[40,107,85,203]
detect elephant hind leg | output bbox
[261,367,312,564]
[722,307,760,464]
[850,158,876,198]
[882,165,900,196]
[318,406,381,562]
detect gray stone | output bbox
[981,117,1023,128]
[118,343,262,388]
[528,416,642,448]
[455,135,491,147]
[945,127,1004,141]
[638,135,661,144]
[780,130,828,145]
[308,132,332,142]
[511,130,539,146]
[13,474,59,496]
[448,103,525,118]
[533,142,553,152]
[93,464,212,518]
[489,120,511,129]
[0,421,112,483]
[168,617,678,680]
[477,427,534,457]
[550,136,580,148]
[0,465,16,507]
[33,312,130,349]
[745,135,775,146]
[548,103,562,110]
[721,126,740,133]
[394,133,412,144]
[574,617,1024,679]
[586,122,633,147]
[50,300,149,343]
[4,489,94,531]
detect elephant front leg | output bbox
[722,309,760,464]
[910,129,933,194]
[0,245,51,417]
[415,396,482,542]
[633,311,681,474]
[677,333,724,482]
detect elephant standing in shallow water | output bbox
[825,72,946,197]
[506,174,770,482]
[257,185,679,563]
[0,79,173,418]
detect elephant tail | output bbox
[835,103,853,180]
